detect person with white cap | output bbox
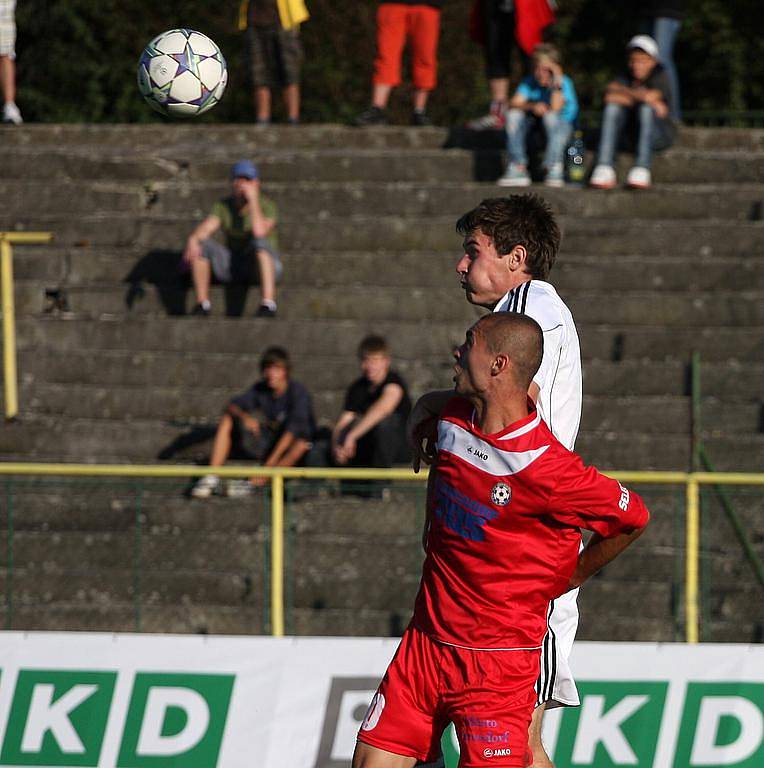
[183,159,282,317]
[589,34,675,190]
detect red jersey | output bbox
[412,397,649,651]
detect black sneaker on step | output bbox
[355,106,387,126]
[411,111,431,127]
[255,304,277,318]
[191,303,210,316]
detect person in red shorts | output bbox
[355,1,442,127]
[352,312,650,767]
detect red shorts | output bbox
[373,3,441,91]
[357,627,539,767]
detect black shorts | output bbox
[483,0,528,80]
[247,23,303,88]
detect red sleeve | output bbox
[546,451,650,538]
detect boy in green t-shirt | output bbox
[183,159,282,317]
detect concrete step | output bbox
[13,380,761,435]
[11,280,764,325]
[16,317,764,362]
[2,147,763,186]
[1,604,267,635]
[3,123,762,152]
[13,248,763,292]
[0,415,761,469]
[17,348,763,399]
[2,180,763,221]
[4,214,762,254]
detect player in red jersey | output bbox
[353,313,649,768]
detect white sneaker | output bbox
[589,164,617,189]
[497,162,531,187]
[225,479,254,498]
[190,474,221,498]
[2,102,23,125]
[626,166,652,189]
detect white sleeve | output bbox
[534,323,564,390]
[522,295,565,391]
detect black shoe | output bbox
[411,111,431,127]
[355,106,387,126]
[255,304,277,318]
[191,303,210,316]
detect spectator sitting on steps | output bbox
[191,346,315,498]
[498,43,579,189]
[332,335,411,471]
[590,35,675,191]
[183,160,282,318]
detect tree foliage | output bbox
[15,0,763,123]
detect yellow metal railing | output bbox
[0,232,54,420]
[0,463,762,640]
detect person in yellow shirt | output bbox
[238,0,309,124]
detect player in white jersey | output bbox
[410,194,582,768]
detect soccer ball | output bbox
[137,29,227,117]
[490,482,512,506]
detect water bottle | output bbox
[566,130,586,187]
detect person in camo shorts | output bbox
[239,0,309,124]
[1,0,22,124]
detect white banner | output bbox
[0,632,761,767]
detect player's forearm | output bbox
[567,526,647,590]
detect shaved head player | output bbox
[409,194,583,768]
[353,314,649,768]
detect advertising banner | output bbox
[0,633,760,767]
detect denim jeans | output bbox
[506,108,573,169]
[596,102,673,169]
[644,16,682,120]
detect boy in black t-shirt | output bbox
[332,335,411,469]
[590,35,675,191]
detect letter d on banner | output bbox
[117,674,235,768]
[136,688,210,756]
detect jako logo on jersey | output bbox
[490,482,511,506]
[618,482,630,512]
[483,747,512,758]
[435,479,498,542]
[361,693,385,731]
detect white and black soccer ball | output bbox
[137,29,227,117]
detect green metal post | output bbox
[5,478,13,630]
[133,481,144,632]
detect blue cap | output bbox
[230,160,258,180]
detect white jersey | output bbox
[494,279,582,451]
[495,278,583,708]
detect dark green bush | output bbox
[14,0,763,123]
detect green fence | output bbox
[1,465,763,643]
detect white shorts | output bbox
[536,588,580,709]
[0,0,16,58]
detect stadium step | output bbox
[11,248,762,292]
[4,213,763,254]
[0,415,761,471]
[15,317,764,362]
[2,123,763,151]
[15,348,764,399]
[10,280,764,325]
[12,380,761,435]
[2,181,764,220]
[2,147,764,187]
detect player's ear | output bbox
[491,353,510,376]
[508,244,527,272]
